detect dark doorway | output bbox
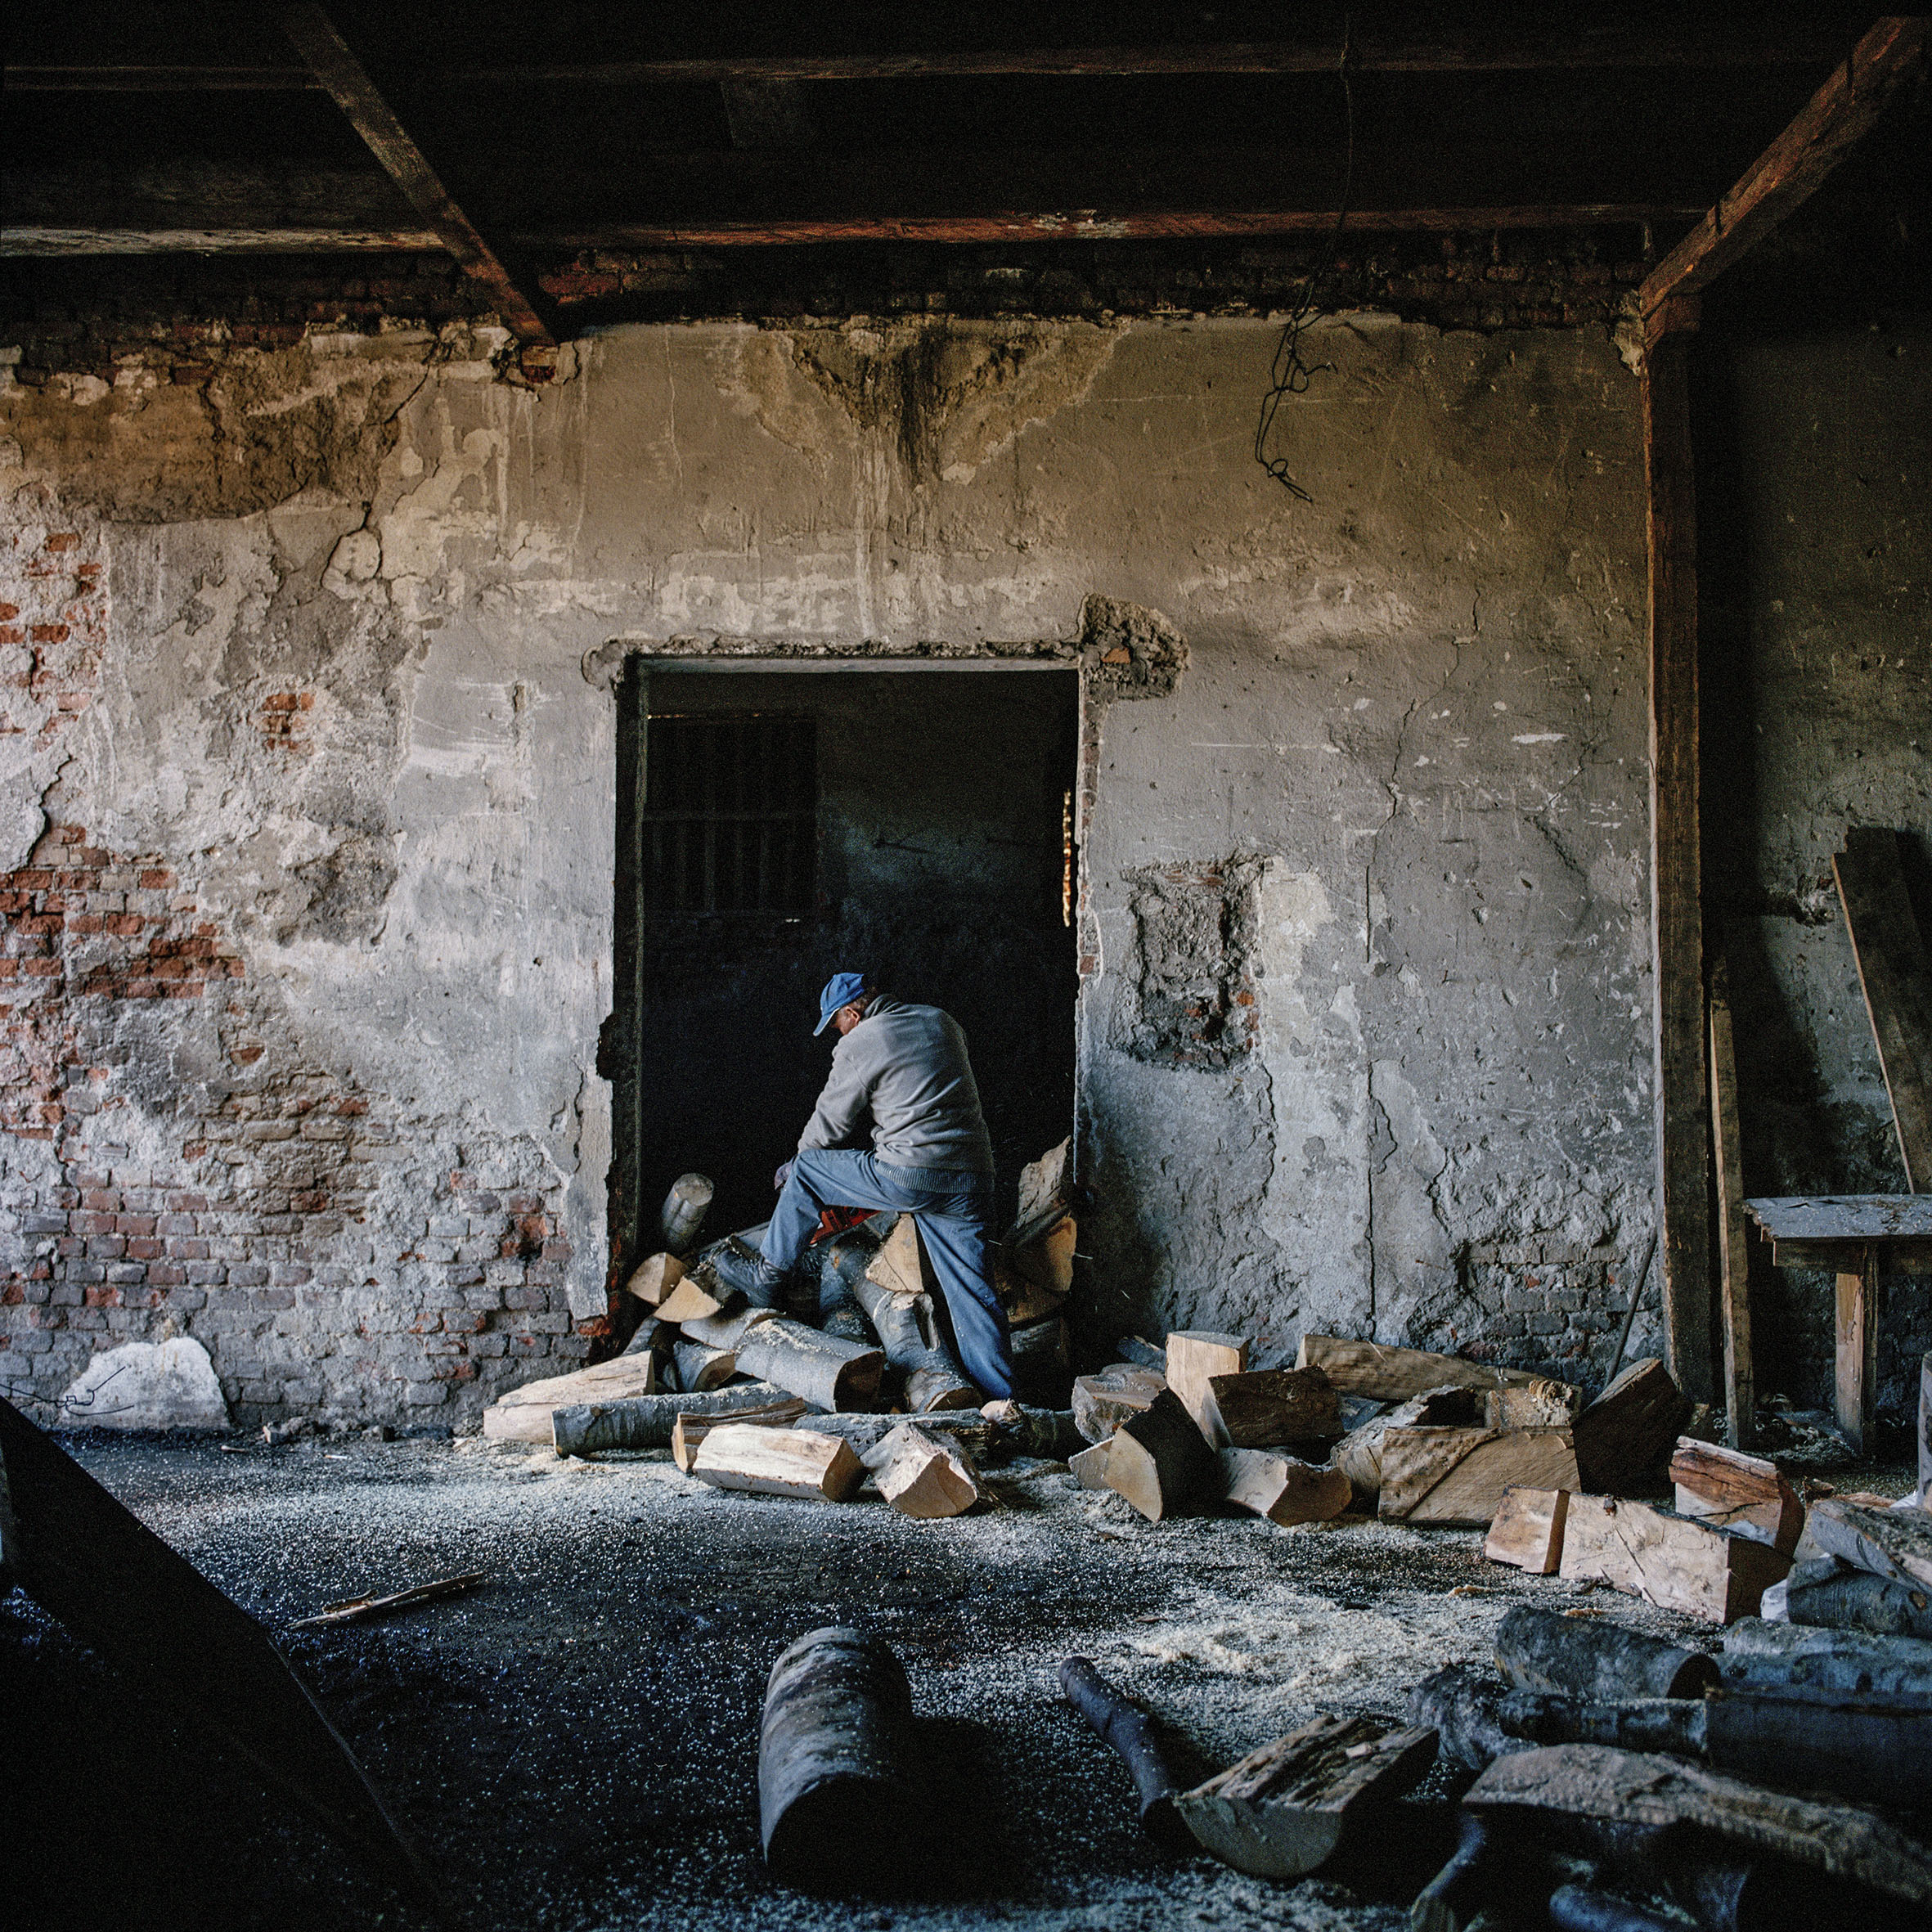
[611,665,1080,1257]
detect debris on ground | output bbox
[290,1570,489,1630]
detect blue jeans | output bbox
[762,1149,1015,1401]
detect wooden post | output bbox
[1644,298,1714,1404]
[1921,1351,1930,1503]
[1835,1243,1880,1457]
[1707,956,1755,1445]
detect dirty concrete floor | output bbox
[2,1431,1915,1932]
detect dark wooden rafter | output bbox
[1639,15,1930,319]
[1643,291,1714,1404]
[278,3,555,358]
[4,29,1855,89]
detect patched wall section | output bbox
[2,313,1654,1421]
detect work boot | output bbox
[708,1241,791,1310]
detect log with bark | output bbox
[1573,1357,1692,1494]
[672,1340,737,1393]
[1175,1714,1435,1880]
[862,1422,982,1519]
[1462,1743,1932,1911]
[1332,1386,1484,1507]
[1410,1813,1496,1932]
[677,1304,781,1350]
[1072,1363,1167,1444]
[482,1354,665,1442]
[1921,1350,1930,1507]
[1377,1426,1581,1527]
[760,1627,918,1889]
[1296,1334,1565,1403]
[1198,1366,1341,1450]
[791,1404,1082,1463]
[1112,1335,1167,1373]
[1560,1494,1790,1623]
[549,1380,795,1457]
[1163,1330,1250,1436]
[1763,1555,1932,1638]
[660,1171,714,1254]
[1219,1448,1352,1527]
[624,1251,685,1306]
[1670,1438,1805,1553]
[692,1425,867,1503]
[671,1399,807,1473]
[734,1318,884,1413]
[1797,1495,1932,1592]
[1547,1885,1678,1932]
[850,1260,979,1413]
[1058,1656,1190,1849]
[1009,1312,1072,1405]
[1494,1606,1719,1702]
[1720,1618,1932,1700]
[1484,1485,1570,1573]
[1105,1389,1223,1522]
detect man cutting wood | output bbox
[709,973,1017,1400]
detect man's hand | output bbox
[773,1160,795,1193]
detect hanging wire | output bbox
[1254,19,1357,501]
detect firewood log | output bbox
[1798,1495,1932,1592]
[1199,1366,1341,1449]
[659,1171,713,1255]
[481,1355,664,1441]
[1547,1885,1678,1932]
[1174,1714,1436,1880]
[1409,1665,1531,1772]
[865,1215,927,1301]
[1009,1313,1072,1405]
[692,1425,866,1503]
[1573,1357,1692,1494]
[1296,1334,1562,1403]
[1720,1618,1932,1701]
[1494,1606,1719,1702]
[1009,1216,1075,1300]
[993,1245,1063,1326]
[671,1400,806,1473]
[1219,1449,1352,1526]
[1560,1494,1790,1623]
[1105,1391,1222,1523]
[1410,1813,1496,1932]
[1113,1335,1166,1372]
[850,1265,977,1411]
[677,1304,780,1350]
[1164,1330,1250,1436]
[1763,1556,1932,1639]
[1013,1137,1073,1242]
[1485,1486,1570,1572]
[548,1380,793,1457]
[1069,1439,1112,1489]
[1058,1656,1189,1849]
[734,1318,883,1413]
[1485,1378,1583,1429]
[1670,1438,1805,1553]
[1072,1364,1166,1443]
[862,1422,982,1519]
[1462,1743,1932,1909]
[672,1341,737,1393]
[759,1628,916,1888]
[624,1252,685,1306]
[1377,1426,1580,1527]
[795,1404,1081,1463]
[1332,1386,1484,1507]
[654,1273,738,1325]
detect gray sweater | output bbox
[798,998,995,1175]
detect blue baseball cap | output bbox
[815,972,871,1035]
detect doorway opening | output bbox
[610,663,1081,1268]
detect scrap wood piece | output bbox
[292,1570,487,1630]
[1485,1486,1570,1574]
[862,1422,982,1519]
[761,1627,916,1888]
[1834,825,1932,1189]
[1058,1656,1189,1849]
[1201,1365,1340,1449]
[671,1398,807,1473]
[1296,1333,1561,1403]
[1104,1388,1221,1523]
[0,1395,436,1908]
[1220,1448,1351,1527]
[549,1378,794,1457]
[1494,1604,1719,1702]
[691,1424,866,1503]
[1175,1712,1436,1880]
[1670,1437,1804,1553]
[1164,1330,1250,1438]
[1377,1426,1580,1527]
[1072,1362,1166,1444]
[1463,1743,1932,1907]
[1559,1494,1790,1624]
[1573,1356,1692,1494]
[1798,1495,1932,1592]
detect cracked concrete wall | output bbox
[0,312,1651,1422]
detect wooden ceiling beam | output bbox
[1638,15,1929,321]
[279,3,555,353]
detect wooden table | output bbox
[1744,1195,1932,1454]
